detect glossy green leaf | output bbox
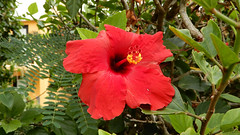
[169,26,212,59]
[200,20,221,57]
[0,93,14,110]
[211,34,240,68]
[180,127,199,135]
[169,114,193,133]
[1,120,22,133]
[66,0,82,18]
[77,28,98,40]
[178,75,211,92]
[220,93,240,103]
[28,2,38,15]
[221,108,240,131]
[99,10,127,31]
[192,50,222,85]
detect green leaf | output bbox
[221,108,240,131]
[192,50,222,85]
[169,114,193,133]
[163,37,185,50]
[193,0,218,10]
[222,130,240,135]
[0,92,14,110]
[220,93,240,103]
[169,26,212,59]
[200,20,221,57]
[196,113,224,134]
[76,28,98,40]
[196,99,230,115]
[27,127,49,135]
[180,127,199,135]
[10,93,25,117]
[28,2,38,15]
[53,118,78,135]
[20,108,44,125]
[66,0,82,18]
[98,129,116,135]
[99,10,127,31]
[211,34,240,68]
[142,86,187,115]
[1,120,22,133]
[178,75,211,92]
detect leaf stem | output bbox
[233,29,240,54]
[210,57,223,71]
[211,8,240,28]
[185,112,205,121]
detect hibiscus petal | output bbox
[125,64,175,110]
[63,31,110,74]
[132,32,172,63]
[105,25,139,56]
[79,71,127,120]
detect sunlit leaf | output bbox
[66,0,82,18]
[200,20,221,57]
[192,50,222,85]
[0,92,14,110]
[221,108,240,131]
[180,127,199,135]
[77,28,98,39]
[28,2,38,15]
[99,10,127,31]
[220,93,240,103]
[169,114,193,133]
[169,26,212,59]
[211,34,240,68]
[2,120,22,133]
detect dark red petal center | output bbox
[110,54,130,74]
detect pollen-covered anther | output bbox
[127,51,142,64]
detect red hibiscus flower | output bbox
[63,25,175,120]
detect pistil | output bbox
[115,58,128,68]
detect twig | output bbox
[185,112,205,121]
[157,115,170,135]
[78,12,98,31]
[121,0,129,10]
[130,118,162,124]
[172,70,203,82]
[179,0,203,40]
[27,89,47,103]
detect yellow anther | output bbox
[127,51,142,64]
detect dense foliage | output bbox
[1,0,240,135]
